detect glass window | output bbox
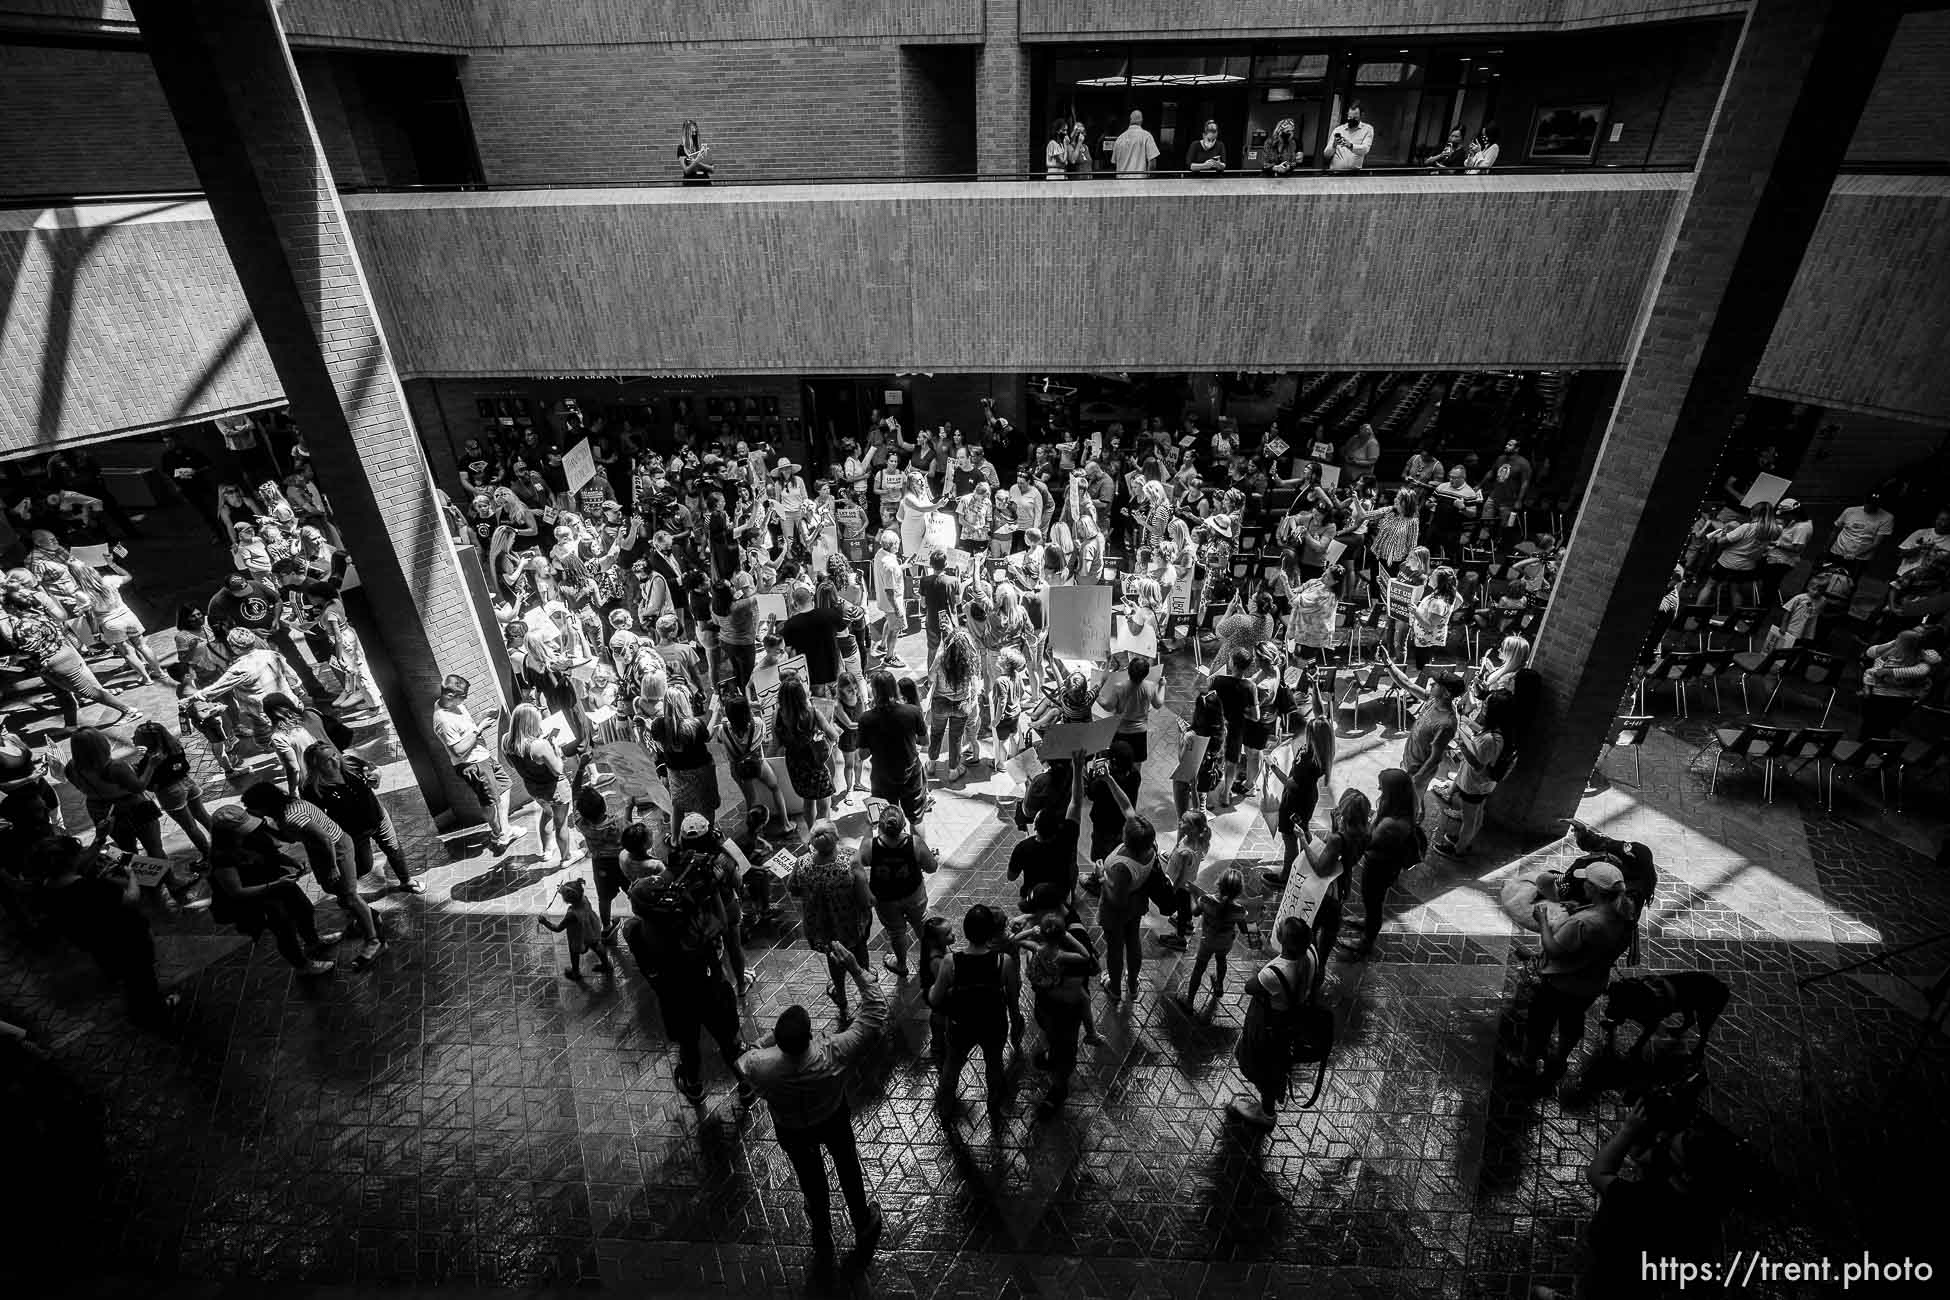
[1253,51,1330,83]
[1354,60,1423,87]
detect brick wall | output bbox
[463,44,909,184]
[0,202,282,451]
[1846,10,1950,167]
[0,41,432,197]
[344,177,1686,376]
[470,0,981,45]
[1018,0,1748,40]
[1489,21,1737,167]
[1755,175,1950,422]
[900,46,977,176]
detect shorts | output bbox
[837,729,858,753]
[1241,718,1274,751]
[870,769,927,823]
[1222,726,1246,765]
[97,615,145,645]
[996,714,1020,740]
[455,757,508,808]
[873,883,929,937]
[152,777,195,813]
[1118,730,1148,765]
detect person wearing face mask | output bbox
[1261,118,1303,175]
[1326,101,1373,172]
[1186,119,1227,175]
[1425,125,1469,172]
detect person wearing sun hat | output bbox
[1520,860,1638,1082]
[205,803,339,976]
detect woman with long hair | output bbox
[1282,786,1370,1001]
[501,701,577,866]
[926,613,980,782]
[264,691,336,794]
[1474,633,1531,701]
[714,691,784,828]
[1341,768,1422,959]
[1700,499,1784,610]
[1260,684,1336,891]
[70,556,165,684]
[678,118,713,184]
[302,743,422,893]
[899,469,938,560]
[1382,546,1432,659]
[774,673,840,840]
[65,726,196,901]
[652,682,721,824]
[1364,488,1422,578]
[1408,565,1461,673]
[215,482,266,542]
[1433,687,1518,858]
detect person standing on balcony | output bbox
[1186,120,1227,176]
[1045,120,1071,179]
[678,119,713,186]
[1262,118,1303,175]
[1326,102,1373,172]
[1464,122,1501,172]
[1112,110,1161,178]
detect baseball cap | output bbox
[1776,498,1799,513]
[680,812,712,840]
[211,805,262,835]
[1580,863,1626,895]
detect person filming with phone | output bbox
[1326,102,1374,172]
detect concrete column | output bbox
[976,0,1029,174]
[1493,0,1901,832]
[130,0,503,824]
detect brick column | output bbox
[130,0,503,824]
[1492,0,1900,832]
[976,0,1029,174]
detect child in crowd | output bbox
[538,878,611,981]
[990,647,1028,776]
[1177,869,1248,1016]
[1155,809,1212,951]
[571,780,630,941]
[918,915,956,1063]
[728,805,784,938]
[166,662,238,777]
[832,669,865,800]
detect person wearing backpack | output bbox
[1431,689,1519,859]
[623,860,751,1108]
[1015,912,1100,1121]
[860,804,938,983]
[1521,862,1639,1085]
[926,903,1022,1124]
[1095,813,1159,1005]
[1230,915,1321,1130]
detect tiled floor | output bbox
[4,521,1948,1298]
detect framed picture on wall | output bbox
[1527,104,1607,163]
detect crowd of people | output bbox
[0,392,1808,1289]
[1051,105,1500,179]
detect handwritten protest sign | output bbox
[1740,472,1791,509]
[591,740,673,814]
[1036,714,1121,761]
[1168,570,1194,616]
[563,439,597,492]
[1111,613,1158,660]
[1047,584,1113,663]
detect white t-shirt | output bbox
[1830,506,1893,560]
[1898,526,1950,575]
[1327,121,1374,171]
[872,549,904,612]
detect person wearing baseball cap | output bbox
[207,804,338,976]
[1761,497,1813,604]
[1520,857,1639,1083]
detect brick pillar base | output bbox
[1493,0,1900,832]
[132,0,503,824]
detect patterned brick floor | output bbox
[4,553,1948,1298]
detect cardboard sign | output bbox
[922,512,959,557]
[835,502,868,539]
[1264,436,1290,461]
[747,449,768,485]
[1037,714,1122,761]
[1046,584,1113,663]
[1111,613,1159,660]
[1324,540,1348,568]
[124,854,178,888]
[750,653,808,743]
[591,740,673,814]
[755,592,789,624]
[1274,855,1343,931]
[763,845,810,881]
[1088,431,1104,459]
[1310,441,1335,462]
[563,438,597,492]
[1168,570,1194,616]
[1318,464,1343,490]
[1386,576,1420,620]
[1740,472,1792,509]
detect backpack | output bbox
[632,867,717,976]
[1266,961,1335,1109]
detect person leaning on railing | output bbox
[1262,118,1304,175]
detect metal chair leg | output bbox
[1634,747,1642,788]
[1711,751,1723,795]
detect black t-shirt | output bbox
[1187,139,1227,173]
[1086,768,1141,858]
[858,703,925,784]
[1209,674,1255,729]
[920,573,961,623]
[207,579,284,635]
[160,446,213,495]
[780,608,846,686]
[1007,819,1080,901]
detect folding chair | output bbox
[1763,650,1845,726]
[1673,603,1716,653]
[1895,739,1949,805]
[1643,653,1703,718]
[1707,607,1763,653]
[1604,715,1655,788]
[1780,727,1843,810]
[1231,557,1252,582]
[1731,646,1798,714]
[1706,722,1794,801]
[1689,648,1736,715]
[1339,661,1385,729]
[1828,736,1909,810]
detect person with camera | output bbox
[207,803,338,976]
[1519,861,1638,1084]
[738,941,887,1284]
[624,842,751,1107]
[431,675,517,852]
[30,832,180,1023]
[301,743,423,895]
[1534,1091,1730,1299]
